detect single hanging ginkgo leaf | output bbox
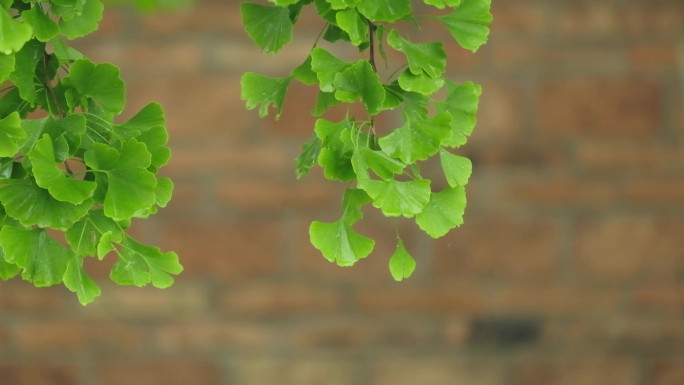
[241,3,294,54]
[359,178,431,218]
[436,80,481,148]
[58,0,104,40]
[309,189,375,266]
[415,185,466,238]
[439,148,472,187]
[63,255,101,305]
[0,226,73,287]
[0,7,32,54]
[241,72,292,119]
[438,0,493,52]
[109,237,183,288]
[389,237,416,281]
[387,30,447,79]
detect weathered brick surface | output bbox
[2,0,683,384]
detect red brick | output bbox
[491,283,621,316]
[0,364,79,385]
[218,281,342,316]
[649,358,684,385]
[233,359,358,385]
[624,177,684,205]
[356,281,484,315]
[434,218,558,279]
[13,321,145,355]
[502,173,618,208]
[538,78,662,135]
[515,358,638,385]
[555,4,623,39]
[470,81,523,143]
[154,321,278,353]
[577,139,684,172]
[373,358,504,385]
[491,3,548,37]
[290,315,434,350]
[621,6,683,37]
[629,43,678,72]
[0,282,68,313]
[576,217,684,281]
[157,220,281,277]
[631,283,684,313]
[81,283,208,319]
[95,361,221,385]
[217,177,340,211]
[139,0,241,36]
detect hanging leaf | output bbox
[438,0,493,52]
[415,186,466,238]
[379,112,452,164]
[389,237,416,281]
[0,7,32,54]
[359,178,431,218]
[440,148,472,187]
[387,30,447,78]
[241,72,292,119]
[332,60,386,115]
[357,0,411,22]
[0,112,25,157]
[241,3,294,54]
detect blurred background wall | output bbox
[1,0,683,384]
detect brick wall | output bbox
[1,0,683,384]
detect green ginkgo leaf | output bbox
[241,72,292,119]
[84,140,157,221]
[309,188,374,266]
[9,40,43,105]
[397,71,444,95]
[387,30,446,78]
[437,80,481,148]
[0,249,21,280]
[0,178,92,230]
[109,236,183,288]
[295,133,322,179]
[332,60,385,115]
[359,178,431,218]
[379,112,452,164]
[415,185,466,238]
[389,237,416,281]
[0,7,32,54]
[0,52,14,82]
[29,135,96,204]
[336,9,368,47]
[440,148,472,187]
[326,0,358,10]
[66,208,122,257]
[438,0,492,52]
[58,0,104,39]
[63,255,101,305]
[310,48,352,92]
[424,0,461,9]
[0,112,25,157]
[62,59,125,114]
[114,102,165,138]
[291,56,318,86]
[353,147,405,181]
[315,118,355,181]
[357,0,411,22]
[22,7,60,42]
[241,2,293,54]
[0,226,72,287]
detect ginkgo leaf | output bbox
[0,250,21,280]
[291,56,318,86]
[310,220,375,266]
[0,178,92,230]
[332,61,385,115]
[241,72,292,119]
[310,47,352,92]
[353,147,404,181]
[437,80,481,148]
[63,256,101,305]
[424,0,461,9]
[58,0,104,40]
[84,140,157,221]
[314,118,355,181]
[22,7,60,42]
[0,7,32,54]
[357,0,411,22]
[387,30,446,78]
[415,185,466,238]
[438,0,492,52]
[359,178,431,217]
[62,59,125,114]
[397,71,444,95]
[136,126,171,168]
[379,112,452,164]
[440,148,472,187]
[66,208,122,257]
[0,53,13,83]
[154,177,174,208]
[326,0,358,10]
[241,2,293,54]
[295,133,321,179]
[9,40,43,105]
[0,112,25,157]
[114,102,165,138]
[336,9,368,47]
[109,236,183,288]
[0,226,72,287]
[309,188,374,266]
[389,237,416,281]
[29,135,96,204]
